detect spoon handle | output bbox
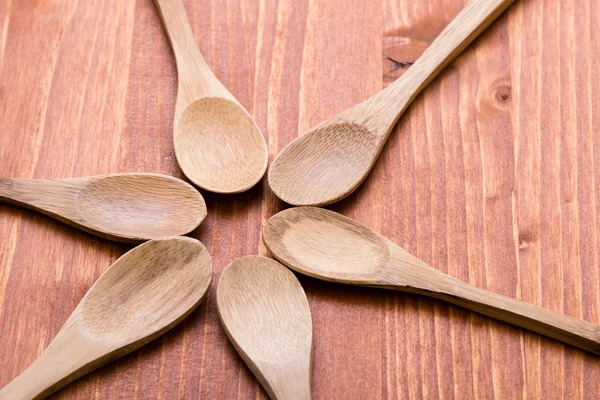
[0,177,52,207]
[0,326,102,400]
[0,177,13,201]
[367,0,517,128]
[387,259,600,354]
[154,0,226,104]
[0,177,80,219]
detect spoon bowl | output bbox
[269,123,380,206]
[268,0,518,206]
[217,256,312,400]
[175,97,268,193]
[263,207,600,355]
[0,237,212,400]
[263,206,388,283]
[0,173,206,242]
[80,237,211,341]
[155,0,268,193]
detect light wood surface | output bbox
[1,0,600,398]
[263,207,600,355]
[217,256,312,400]
[268,0,517,207]
[0,173,206,242]
[0,237,212,400]
[154,0,268,193]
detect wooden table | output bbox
[1,0,598,398]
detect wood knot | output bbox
[386,57,414,72]
[492,83,512,105]
[518,230,538,251]
[382,39,428,86]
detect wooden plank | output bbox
[295,0,383,398]
[379,0,600,399]
[0,0,599,398]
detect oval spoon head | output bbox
[267,0,520,206]
[262,209,600,357]
[153,0,267,194]
[0,237,212,400]
[262,207,390,285]
[174,97,268,193]
[80,236,212,344]
[217,256,312,400]
[76,173,207,242]
[268,122,383,206]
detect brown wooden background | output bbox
[1,0,599,398]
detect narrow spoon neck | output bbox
[380,247,456,293]
[154,0,225,104]
[0,177,13,198]
[0,177,76,207]
[361,0,517,136]
[0,177,85,230]
[360,81,413,133]
[154,0,202,62]
[0,322,102,400]
[273,385,311,400]
[384,250,600,355]
[266,361,312,400]
[0,177,36,205]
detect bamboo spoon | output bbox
[268,0,518,206]
[0,173,206,242]
[0,237,212,400]
[263,207,600,355]
[153,0,268,193]
[217,256,313,400]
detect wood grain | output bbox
[217,256,312,400]
[263,206,600,355]
[268,0,518,207]
[0,237,212,400]
[153,0,269,194]
[0,173,206,242]
[0,0,599,398]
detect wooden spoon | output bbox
[217,256,313,400]
[154,0,268,194]
[0,173,206,242]
[268,0,518,206]
[0,237,212,400]
[263,207,600,355]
